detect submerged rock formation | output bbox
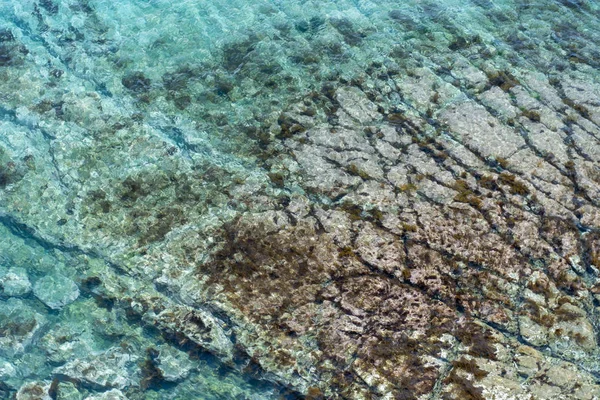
[0,0,599,398]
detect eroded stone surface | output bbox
[83,389,127,400]
[33,275,79,310]
[154,344,195,383]
[0,0,599,398]
[15,381,52,400]
[0,267,31,297]
[0,299,46,357]
[53,347,139,390]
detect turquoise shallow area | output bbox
[0,0,599,399]
[0,220,282,399]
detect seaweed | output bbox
[0,29,14,43]
[563,98,590,119]
[365,336,435,399]
[455,324,497,360]
[329,17,365,46]
[526,279,552,298]
[0,157,25,188]
[452,179,484,208]
[139,348,165,390]
[443,373,485,400]
[0,44,14,67]
[338,246,354,259]
[306,387,325,400]
[498,173,530,195]
[122,71,152,93]
[572,332,589,345]
[523,299,555,327]
[555,307,581,322]
[564,160,576,176]
[369,208,384,222]
[449,35,480,51]
[398,183,417,193]
[0,317,36,337]
[554,270,584,294]
[277,113,306,139]
[401,223,418,232]
[214,78,234,96]
[339,203,364,221]
[120,176,147,203]
[478,175,499,191]
[198,217,329,322]
[173,95,191,110]
[486,70,520,92]
[522,109,541,122]
[39,0,59,15]
[13,383,47,398]
[268,172,286,187]
[493,157,509,170]
[451,357,488,380]
[347,164,370,180]
[386,112,409,125]
[162,65,196,91]
[222,35,259,72]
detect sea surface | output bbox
[1,0,600,399]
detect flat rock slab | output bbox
[33,275,79,310]
[53,347,139,390]
[154,344,195,382]
[83,389,127,400]
[0,267,31,297]
[0,298,46,357]
[1,0,600,398]
[15,381,52,400]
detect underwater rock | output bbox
[121,71,152,93]
[0,298,46,357]
[0,29,14,43]
[61,93,104,127]
[1,0,600,398]
[0,359,17,388]
[0,267,32,297]
[55,382,83,400]
[335,86,381,124]
[0,29,27,69]
[39,322,95,365]
[33,275,79,310]
[53,347,139,390]
[154,344,194,382]
[83,389,127,400]
[39,0,59,15]
[0,45,11,67]
[15,381,52,400]
[157,305,236,361]
[0,148,26,189]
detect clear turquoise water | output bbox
[0,0,599,399]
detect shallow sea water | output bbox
[0,0,599,399]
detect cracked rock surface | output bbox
[0,0,600,399]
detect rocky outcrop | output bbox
[0,0,599,398]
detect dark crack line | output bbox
[0,105,70,191]
[9,14,113,98]
[0,212,128,276]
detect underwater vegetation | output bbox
[0,0,599,398]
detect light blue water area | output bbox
[0,0,599,398]
[0,219,284,399]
